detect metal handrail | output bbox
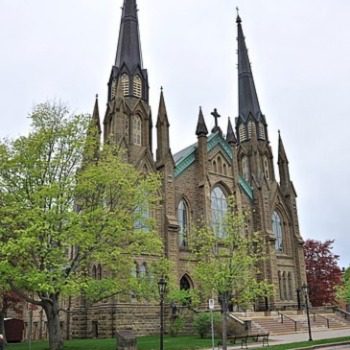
[278,312,299,332]
[311,312,330,328]
[334,307,350,321]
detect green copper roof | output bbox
[173,132,254,200]
[239,176,254,201]
[174,132,233,177]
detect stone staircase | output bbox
[231,309,350,336]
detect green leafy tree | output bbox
[0,103,163,350]
[191,201,272,350]
[338,267,350,308]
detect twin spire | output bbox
[115,0,143,71]
[236,13,263,123]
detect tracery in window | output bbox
[133,75,142,98]
[211,186,228,238]
[178,199,189,248]
[121,74,129,96]
[134,204,150,232]
[133,115,142,146]
[272,211,283,252]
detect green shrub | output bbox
[169,316,185,337]
[193,312,221,338]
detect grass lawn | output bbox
[5,335,350,350]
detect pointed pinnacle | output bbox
[196,107,208,137]
[278,131,288,162]
[226,117,237,145]
[156,87,169,127]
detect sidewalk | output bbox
[207,328,350,349]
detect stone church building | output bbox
[25,0,307,339]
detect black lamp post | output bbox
[302,283,313,341]
[158,276,167,350]
[296,288,301,310]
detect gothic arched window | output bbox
[133,115,142,146]
[92,265,97,279]
[178,199,189,248]
[242,156,250,182]
[288,272,293,300]
[139,263,147,278]
[180,275,192,291]
[211,186,228,238]
[121,74,129,96]
[133,75,142,98]
[264,156,270,180]
[272,211,284,252]
[97,264,102,280]
[131,262,138,278]
[134,204,150,232]
[217,156,223,174]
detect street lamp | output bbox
[158,276,167,350]
[302,283,313,341]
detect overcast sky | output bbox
[1,1,350,267]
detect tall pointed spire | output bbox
[115,0,143,70]
[196,107,208,136]
[237,14,262,122]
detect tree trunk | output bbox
[0,311,5,338]
[42,297,63,350]
[221,292,228,350]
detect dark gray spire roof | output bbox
[156,87,169,127]
[237,15,262,123]
[195,107,208,136]
[91,94,101,134]
[278,130,289,163]
[226,117,237,145]
[115,0,143,71]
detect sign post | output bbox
[209,299,215,350]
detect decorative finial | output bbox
[236,7,242,23]
[95,93,98,99]
[161,86,163,92]
[211,108,222,134]
[278,129,281,135]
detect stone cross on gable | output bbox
[211,108,222,134]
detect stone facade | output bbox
[23,0,307,340]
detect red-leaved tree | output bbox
[304,239,342,306]
[0,291,23,337]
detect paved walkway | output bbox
[207,328,350,349]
